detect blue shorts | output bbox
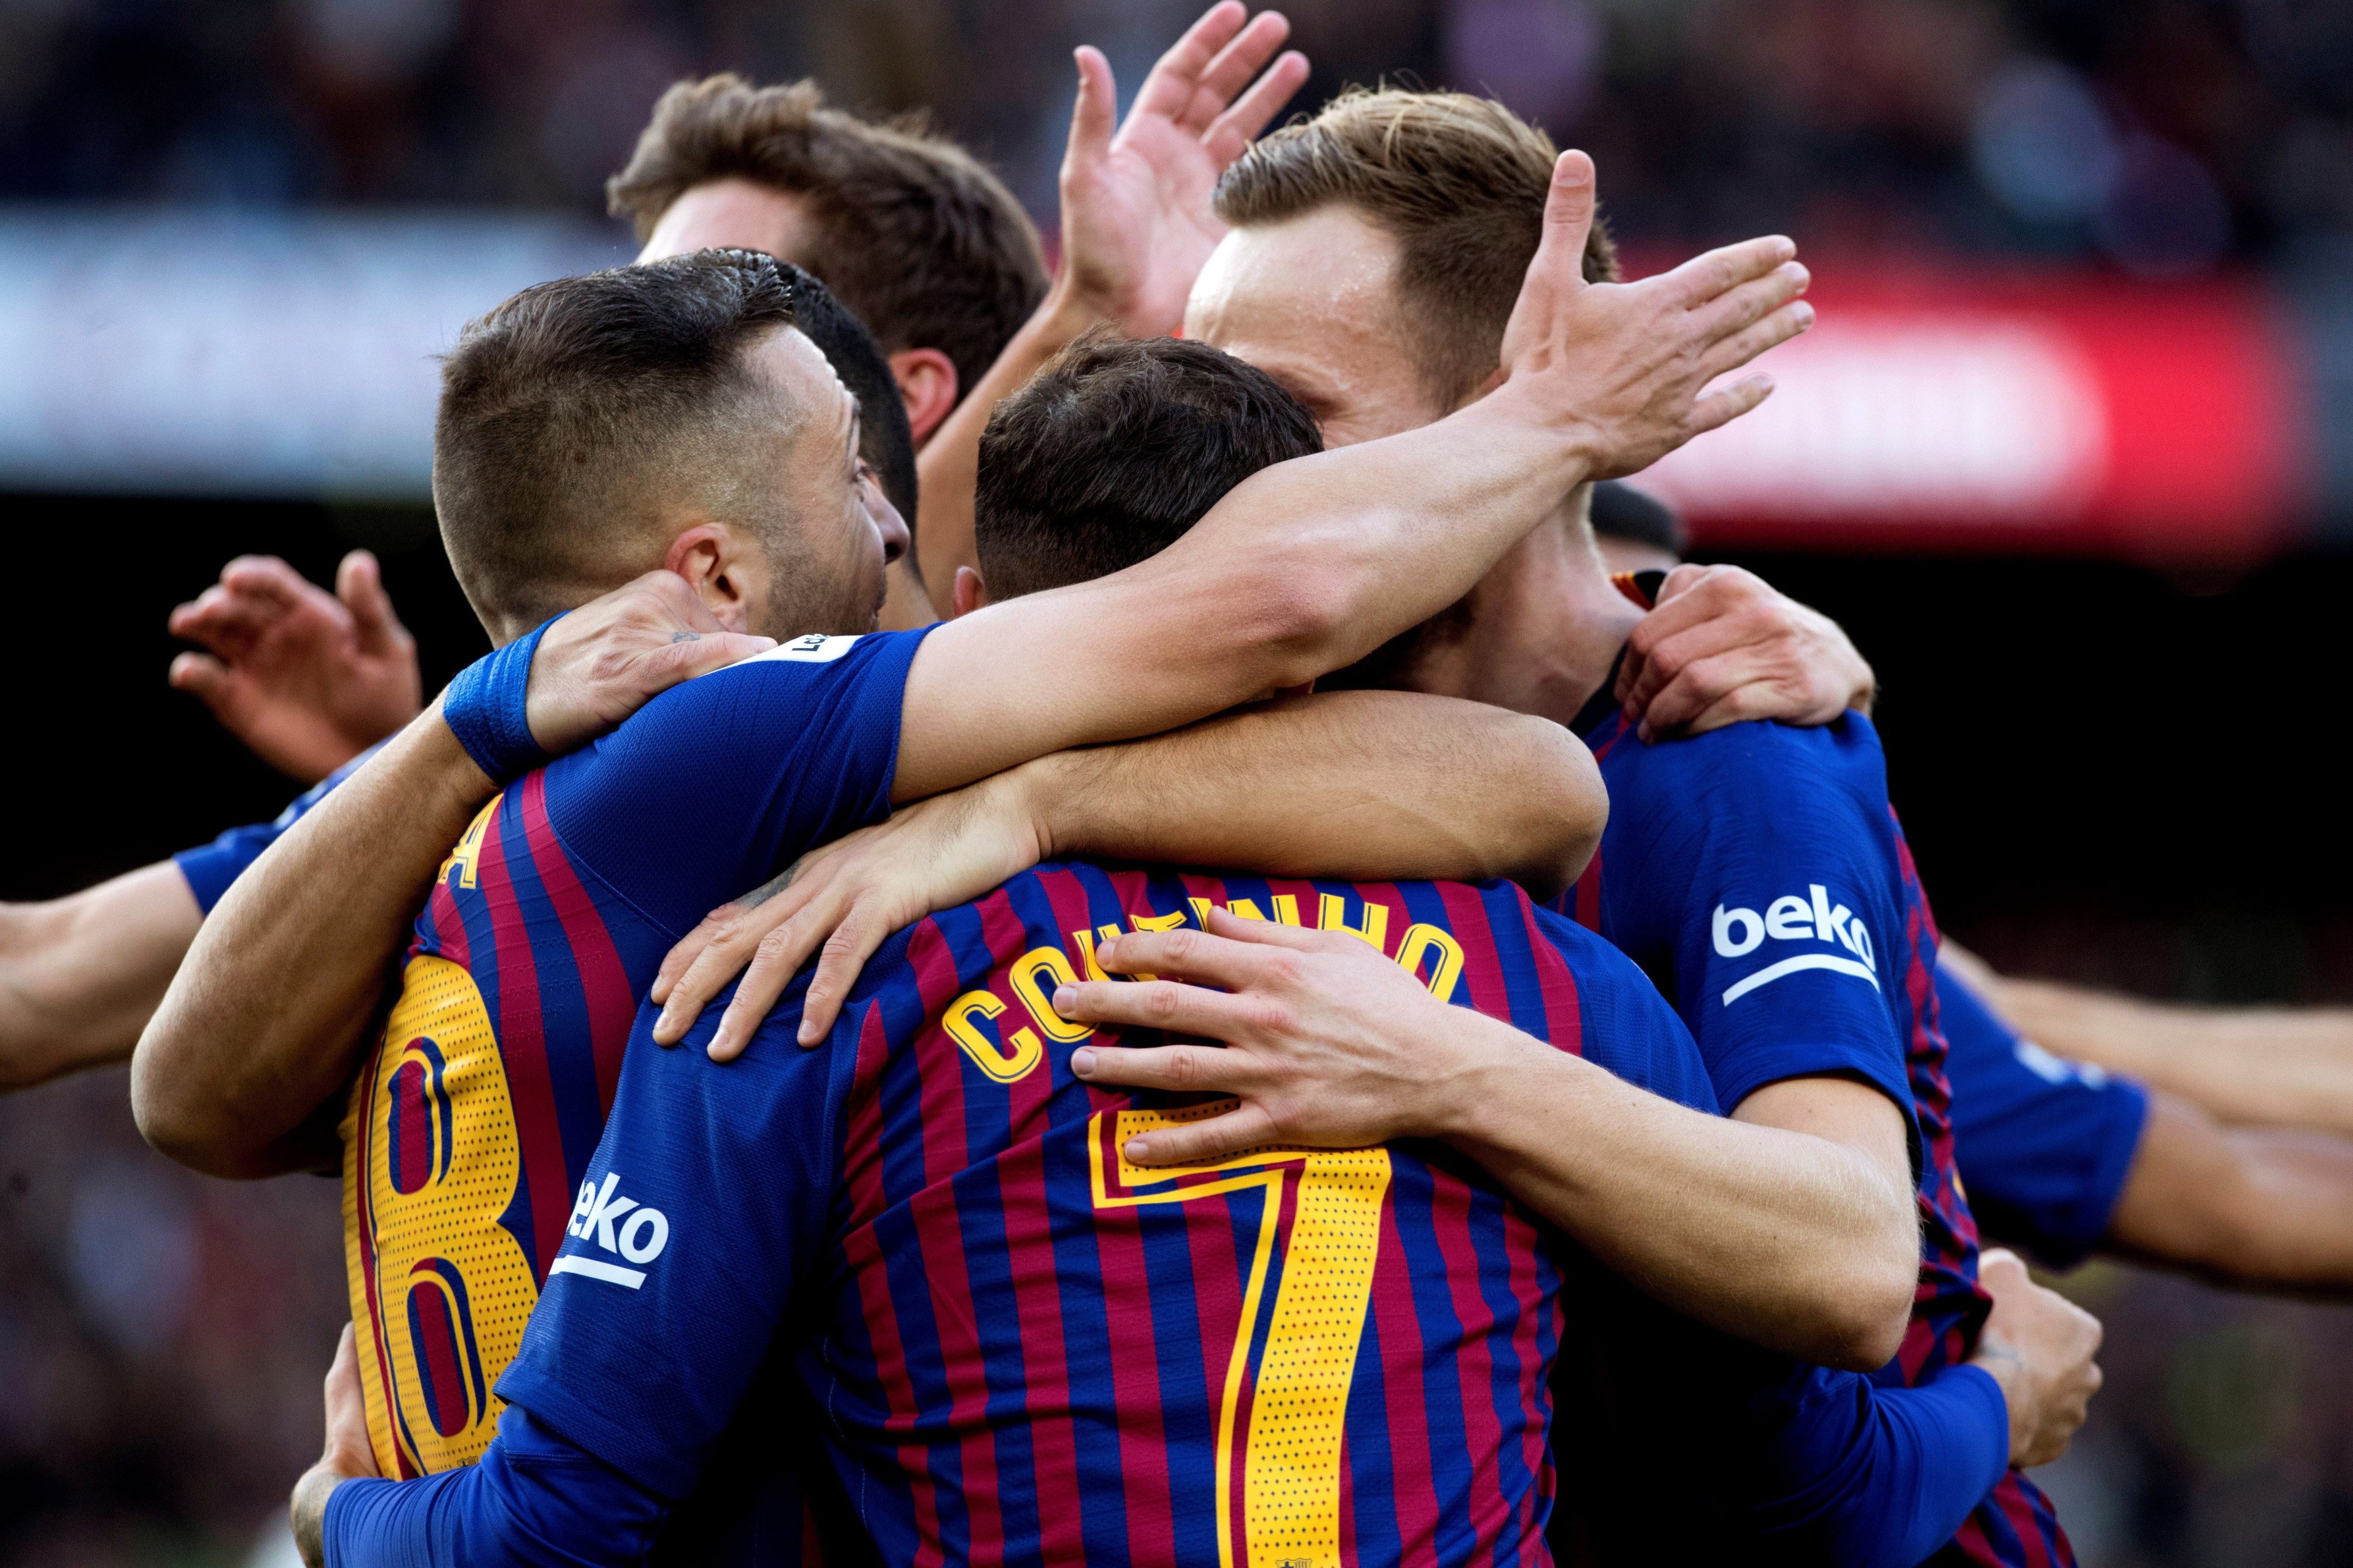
[1939,958,2150,1269]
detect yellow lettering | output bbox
[438,797,499,891]
[1394,923,1465,1003]
[1228,896,1302,927]
[1069,925,1125,982]
[1317,893,1389,953]
[1009,946,1092,1045]
[942,990,1042,1085]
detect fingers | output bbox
[1689,260,1809,341]
[1092,919,1291,993]
[1694,299,1815,385]
[1181,10,1293,132]
[1129,1,1249,121]
[644,629,779,688]
[1655,674,1789,740]
[216,555,318,616]
[336,550,413,657]
[167,649,239,711]
[1534,151,1598,288]
[1201,48,1309,165]
[705,926,814,1062]
[1126,1100,1282,1167]
[1665,234,1797,311]
[653,890,808,1046]
[788,908,894,1047]
[1051,976,1257,1040]
[1685,373,1775,437]
[651,909,729,1010]
[1071,1040,1257,1097]
[1066,45,1118,170]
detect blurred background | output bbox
[4,0,2353,1562]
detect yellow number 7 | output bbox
[1088,1102,1392,1568]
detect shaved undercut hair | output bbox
[1214,87,1619,408]
[432,249,805,631]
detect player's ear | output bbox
[663,523,755,635]
[887,348,959,444]
[949,565,991,619]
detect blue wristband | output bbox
[442,616,559,785]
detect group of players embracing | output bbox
[11,5,2353,1565]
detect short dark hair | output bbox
[788,266,916,521]
[609,75,1049,403]
[974,332,1324,600]
[1214,87,1618,408]
[1589,480,1687,557]
[434,249,806,630]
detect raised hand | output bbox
[650,769,1049,1060]
[168,551,422,783]
[1615,563,1878,740]
[1494,153,1813,478]
[1058,2,1309,336]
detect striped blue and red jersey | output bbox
[334,626,930,1487]
[1557,595,2074,1568]
[351,864,1718,1568]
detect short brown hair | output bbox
[609,76,1049,403]
[1214,88,1619,408]
[434,251,804,632]
[975,331,1322,600]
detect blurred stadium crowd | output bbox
[3,5,2353,1568]
[5,0,2349,273]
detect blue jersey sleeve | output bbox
[494,989,855,1501]
[1598,718,1921,1165]
[541,628,933,936]
[1529,906,1719,1115]
[172,742,381,913]
[1939,959,2148,1269]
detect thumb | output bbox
[1065,46,1117,172]
[1498,151,1598,369]
[651,631,778,685]
[338,551,411,655]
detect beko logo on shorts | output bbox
[1711,884,1880,1006]
[546,1173,670,1290]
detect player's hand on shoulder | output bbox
[1968,1247,2105,1469]
[523,571,776,758]
[1056,4,1308,336]
[168,551,422,783]
[652,768,1052,1062]
[1616,563,1878,741]
[1058,907,1534,1165]
[1494,154,1812,475]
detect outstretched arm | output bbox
[1,863,200,1093]
[894,155,1812,802]
[914,2,1309,598]
[1056,909,1917,1371]
[1947,944,2353,1139]
[134,575,772,1179]
[650,690,1604,1057]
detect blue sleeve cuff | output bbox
[442,617,559,785]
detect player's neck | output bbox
[1397,502,1643,729]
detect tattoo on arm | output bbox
[669,630,702,643]
[738,858,804,910]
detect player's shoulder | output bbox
[1614,712,1888,795]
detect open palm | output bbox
[1059,3,1309,337]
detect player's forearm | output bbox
[1172,382,1595,692]
[134,702,494,1178]
[1,862,200,1093]
[912,279,1100,596]
[1991,975,2353,1136]
[1432,1018,1916,1370]
[1028,691,1603,899]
